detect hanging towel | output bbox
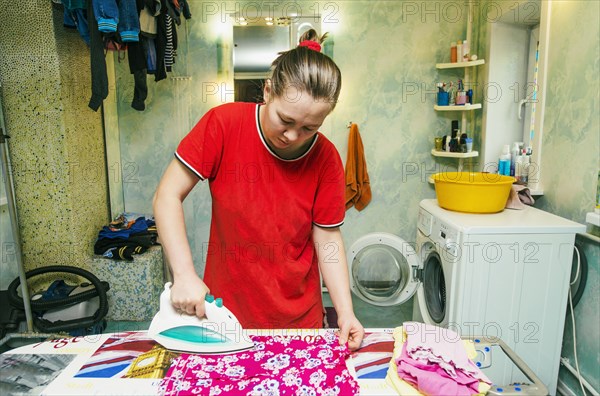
[345,123,372,211]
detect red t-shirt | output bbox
[175,102,345,328]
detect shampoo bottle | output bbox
[498,144,511,176]
[450,42,457,63]
[462,40,469,62]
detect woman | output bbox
[153,30,364,350]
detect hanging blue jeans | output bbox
[117,0,140,42]
[92,0,118,33]
[92,0,139,41]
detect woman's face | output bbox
[260,84,332,158]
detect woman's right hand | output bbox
[170,275,210,319]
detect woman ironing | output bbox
[153,30,364,350]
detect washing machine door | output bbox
[419,248,447,324]
[347,232,421,306]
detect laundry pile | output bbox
[94,213,158,261]
[386,322,491,396]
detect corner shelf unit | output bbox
[436,59,485,69]
[432,59,485,174]
[431,149,479,158]
[434,104,482,111]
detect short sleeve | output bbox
[175,109,224,180]
[312,145,345,228]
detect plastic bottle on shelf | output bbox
[510,142,521,176]
[450,42,457,63]
[516,151,530,184]
[498,144,511,176]
[462,40,470,62]
[455,79,466,105]
[456,40,463,63]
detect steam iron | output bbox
[148,282,254,354]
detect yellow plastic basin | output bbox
[432,172,515,213]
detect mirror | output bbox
[231,13,322,102]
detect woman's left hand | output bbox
[337,313,365,351]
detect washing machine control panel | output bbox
[417,208,433,236]
[434,222,459,257]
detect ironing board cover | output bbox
[159,331,359,395]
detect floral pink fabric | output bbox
[159,331,359,395]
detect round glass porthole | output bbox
[351,244,409,303]
[422,251,446,324]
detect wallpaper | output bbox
[114,0,473,272]
[537,0,599,392]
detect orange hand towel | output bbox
[345,124,372,211]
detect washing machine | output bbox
[408,199,584,395]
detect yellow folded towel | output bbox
[345,123,372,211]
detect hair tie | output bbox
[299,40,322,52]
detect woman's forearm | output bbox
[312,227,354,316]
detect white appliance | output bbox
[412,199,585,395]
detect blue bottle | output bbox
[498,145,511,176]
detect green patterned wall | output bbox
[538,1,600,393]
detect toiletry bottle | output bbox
[498,144,511,176]
[457,40,463,63]
[510,142,520,176]
[450,42,457,63]
[462,40,469,62]
[465,137,473,152]
[517,153,530,184]
[460,133,468,153]
[515,153,523,182]
[450,128,458,152]
[451,120,460,150]
[455,80,466,105]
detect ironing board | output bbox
[0,329,548,395]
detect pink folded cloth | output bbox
[397,322,491,395]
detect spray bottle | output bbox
[510,142,523,176]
